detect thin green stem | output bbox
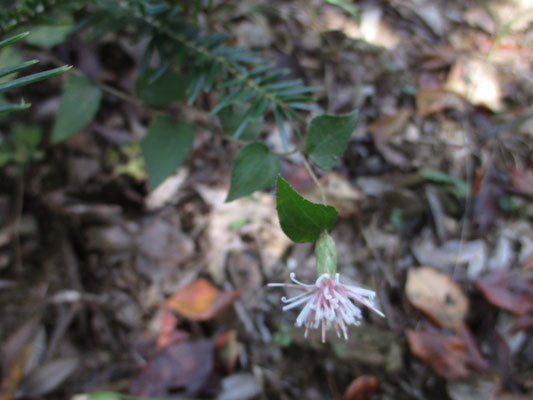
[271,147,300,156]
[302,157,325,204]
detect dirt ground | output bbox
[1,0,533,399]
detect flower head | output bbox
[269,272,384,342]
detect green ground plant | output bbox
[2,5,383,397]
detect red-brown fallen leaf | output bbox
[508,167,533,198]
[405,328,469,379]
[405,267,469,330]
[343,375,378,400]
[165,278,240,320]
[474,271,533,316]
[156,309,187,350]
[129,338,215,397]
[456,323,489,372]
[472,167,503,234]
[406,323,489,381]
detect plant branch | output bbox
[117,5,305,113]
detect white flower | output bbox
[269,272,385,342]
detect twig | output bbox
[452,122,479,277]
[12,178,24,274]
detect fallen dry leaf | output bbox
[368,110,410,138]
[165,278,240,320]
[17,358,80,398]
[446,375,499,400]
[471,168,503,234]
[457,323,489,372]
[474,271,533,316]
[130,339,215,397]
[344,375,378,400]
[406,266,469,330]
[198,187,291,282]
[0,345,31,400]
[497,395,533,400]
[445,58,502,111]
[419,45,457,70]
[368,110,411,168]
[217,373,260,400]
[416,88,466,118]
[1,317,40,375]
[0,317,41,400]
[214,330,242,372]
[302,172,363,217]
[405,328,469,379]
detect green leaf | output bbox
[0,32,29,49]
[12,124,42,149]
[0,102,31,114]
[225,142,280,202]
[218,105,262,141]
[187,72,206,104]
[0,45,24,84]
[51,74,101,143]
[135,68,188,107]
[305,110,358,171]
[141,115,194,189]
[88,391,179,400]
[229,217,248,229]
[0,60,39,79]
[0,65,71,93]
[285,102,321,112]
[204,61,219,91]
[25,24,73,49]
[276,175,338,243]
[210,88,256,115]
[88,392,123,400]
[233,97,269,139]
[420,168,469,198]
[325,0,359,19]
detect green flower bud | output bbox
[315,231,337,277]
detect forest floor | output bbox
[1,0,533,399]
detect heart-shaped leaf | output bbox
[276,175,338,243]
[226,142,280,202]
[51,75,101,143]
[305,110,358,170]
[141,115,194,189]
